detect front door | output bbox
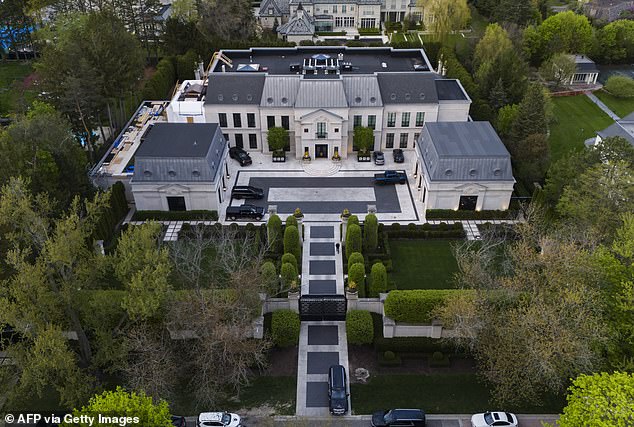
[459,195,478,211]
[167,196,186,211]
[315,144,328,158]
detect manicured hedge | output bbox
[271,310,300,347]
[425,209,518,220]
[281,253,298,273]
[369,262,387,297]
[132,210,218,221]
[364,213,378,252]
[94,181,129,244]
[286,215,298,228]
[267,214,283,254]
[261,261,278,296]
[384,290,468,323]
[386,222,465,239]
[281,262,298,290]
[346,310,374,345]
[358,28,381,35]
[346,224,362,259]
[348,252,365,271]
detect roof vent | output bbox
[370,96,377,103]
[267,97,274,104]
[445,169,453,176]
[232,94,238,101]
[355,96,362,104]
[469,168,477,176]
[218,94,224,101]
[282,97,288,104]
[143,170,152,177]
[390,93,397,100]
[247,94,253,101]
[192,170,200,177]
[168,170,176,177]
[193,140,197,146]
[405,93,411,101]
[494,168,502,176]
[419,93,425,100]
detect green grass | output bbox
[549,95,614,162]
[593,90,634,119]
[389,240,459,290]
[0,60,38,115]
[351,373,565,415]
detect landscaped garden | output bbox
[594,89,634,118]
[389,240,459,290]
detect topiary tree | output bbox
[348,252,364,272]
[280,262,298,291]
[283,225,301,261]
[369,262,387,297]
[271,310,300,347]
[267,126,289,153]
[346,310,374,345]
[281,252,298,273]
[286,215,298,228]
[363,213,378,252]
[346,224,362,259]
[348,215,359,227]
[267,214,283,254]
[261,261,278,296]
[348,262,366,297]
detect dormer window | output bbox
[268,7,273,14]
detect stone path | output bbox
[586,91,620,120]
[296,224,350,417]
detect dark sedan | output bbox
[393,149,405,163]
[229,146,252,166]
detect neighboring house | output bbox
[414,122,515,211]
[583,0,634,22]
[131,122,229,212]
[259,0,291,29]
[571,55,599,85]
[278,4,316,43]
[166,46,471,160]
[592,111,634,146]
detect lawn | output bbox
[389,240,459,290]
[548,95,614,162]
[593,90,634,119]
[0,60,38,115]
[351,374,565,415]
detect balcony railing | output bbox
[316,132,328,139]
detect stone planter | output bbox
[357,154,371,162]
[272,155,286,162]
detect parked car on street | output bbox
[328,365,349,415]
[225,204,265,221]
[231,185,264,200]
[373,151,385,165]
[171,416,187,427]
[197,412,241,427]
[374,170,407,185]
[371,409,426,427]
[229,146,252,166]
[393,149,405,163]
[471,411,518,427]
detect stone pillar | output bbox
[296,216,304,243]
[288,292,300,313]
[383,316,395,338]
[341,215,349,243]
[346,290,358,311]
[252,316,264,339]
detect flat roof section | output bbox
[212,47,433,77]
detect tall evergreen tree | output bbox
[510,83,550,143]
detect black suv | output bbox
[328,365,348,415]
[393,149,405,163]
[371,409,426,427]
[229,146,252,166]
[226,204,265,221]
[231,185,264,200]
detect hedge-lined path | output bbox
[296,224,350,417]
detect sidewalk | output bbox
[586,91,620,121]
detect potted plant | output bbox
[268,127,288,162]
[302,148,311,162]
[341,208,351,219]
[293,208,304,219]
[288,279,299,294]
[332,147,341,161]
[347,280,358,294]
[353,127,373,162]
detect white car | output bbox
[471,411,518,427]
[197,412,241,427]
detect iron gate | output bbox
[299,295,347,321]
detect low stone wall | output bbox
[263,297,295,314]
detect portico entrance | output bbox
[315,144,328,158]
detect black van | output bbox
[328,365,348,415]
[371,409,426,427]
[225,205,265,221]
[231,185,264,200]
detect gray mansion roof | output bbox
[259,0,290,16]
[417,122,514,182]
[278,6,315,36]
[597,111,634,146]
[133,123,226,183]
[205,74,266,105]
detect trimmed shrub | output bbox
[261,261,278,296]
[364,213,378,252]
[369,262,387,297]
[345,224,362,259]
[286,215,298,228]
[425,209,517,220]
[429,351,451,367]
[346,310,374,345]
[384,290,468,323]
[280,262,298,290]
[348,252,365,272]
[605,75,634,97]
[378,350,402,366]
[348,262,366,297]
[271,310,300,347]
[281,252,298,273]
[267,214,283,253]
[283,225,301,261]
[348,215,360,227]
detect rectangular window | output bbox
[400,133,408,148]
[342,5,346,12]
[416,112,425,127]
[368,115,376,130]
[281,115,290,130]
[235,134,244,149]
[233,113,242,128]
[387,112,396,127]
[249,133,257,149]
[267,115,275,129]
[317,122,327,139]
[218,113,228,128]
[353,115,362,128]
[247,113,256,128]
[386,133,394,149]
[335,17,343,27]
[401,112,410,127]
[333,5,337,12]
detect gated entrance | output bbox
[299,295,347,321]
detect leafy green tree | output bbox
[348,262,366,297]
[595,19,634,64]
[605,75,634,97]
[369,262,388,297]
[363,213,378,252]
[172,0,199,22]
[539,53,577,89]
[267,214,283,253]
[493,0,538,26]
[69,387,173,427]
[283,225,301,262]
[495,104,519,138]
[267,127,289,152]
[281,262,298,290]
[551,372,634,427]
[198,0,257,42]
[346,224,362,259]
[260,261,279,295]
[473,24,513,72]
[418,0,470,42]
[476,48,528,109]
[513,133,551,188]
[163,17,206,56]
[353,126,374,153]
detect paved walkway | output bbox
[586,91,620,120]
[296,224,350,417]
